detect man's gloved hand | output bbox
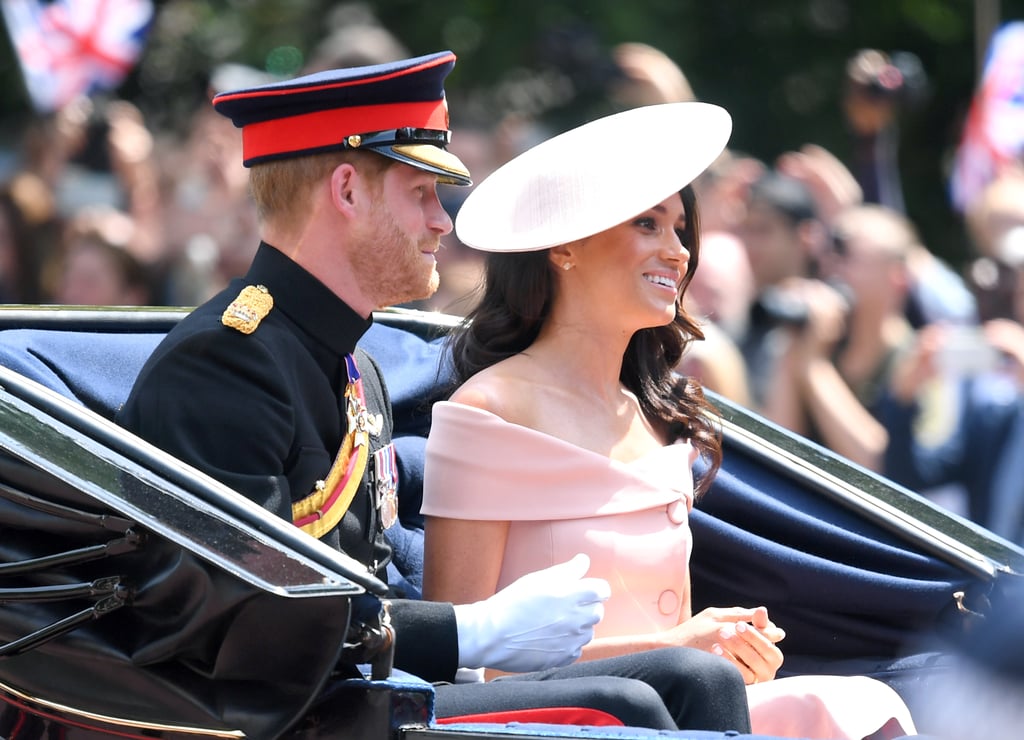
[453,553,610,673]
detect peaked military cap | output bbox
[212,50,472,185]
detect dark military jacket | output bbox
[118,242,458,681]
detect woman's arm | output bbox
[423,514,510,605]
[424,500,784,682]
[579,606,785,685]
[582,576,784,683]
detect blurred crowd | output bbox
[3,11,1024,555]
[675,43,1024,558]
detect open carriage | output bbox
[0,305,1021,739]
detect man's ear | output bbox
[330,162,360,216]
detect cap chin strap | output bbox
[349,128,472,186]
[343,126,451,149]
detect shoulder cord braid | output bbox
[292,353,379,538]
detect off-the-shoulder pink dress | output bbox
[422,401,917,739]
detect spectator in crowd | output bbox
[765,204,918,471]
[740,139,971,473]
[0,171,62,303]
[156,64,269,306]
[837,49,974,330]
[883,253,1024,544]
[962,171,1024,322]
[679,229,755,406]
[9,95,169,305]
[841,49,927,216]
[778,141,975,331]
[43,205,153,306]
[734,169,832,411]
[39,97,163,265]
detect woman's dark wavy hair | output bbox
[446,184,722,494]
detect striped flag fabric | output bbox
[950,21,1024,212]
[1,0,154,112]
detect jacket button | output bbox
[658,589,679,615]
[666,499,688,524]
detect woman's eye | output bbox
[635,217,657,231]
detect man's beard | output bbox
[351,202,440,308]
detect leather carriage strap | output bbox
[0,485,135,657]
[0,577,130,658]
[0,484,140,576]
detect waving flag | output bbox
[1,0,154,112]
[950,21,1024,212]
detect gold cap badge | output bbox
[221,284,273,334]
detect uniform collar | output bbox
[245,241,372,354]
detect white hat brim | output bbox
[455,102,732,252]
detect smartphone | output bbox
[937,326,1000,376]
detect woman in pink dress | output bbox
[420,103,918,739]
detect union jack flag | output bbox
[950,21,1024,212]
[1,0,154,112]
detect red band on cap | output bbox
[242,99,449,163]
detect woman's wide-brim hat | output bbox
[455,102,732,252]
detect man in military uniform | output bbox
[117,50,750,731]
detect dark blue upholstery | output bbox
[0,329,163,418]
[0,321,448,423]
[691,456,975,661]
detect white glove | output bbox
[453,553,610,673]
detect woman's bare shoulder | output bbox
[448,356,539,424]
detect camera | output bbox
[758,285,813,328]
[845,49,929,109]
[937,325,1000,377]
[757,280,855,329]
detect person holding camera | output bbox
[883,253,1024,545]
[841,49,928,216]
[736,168,920,473]
[840,49,975,331]
[734,169,835,411]
[761,203,922,473]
